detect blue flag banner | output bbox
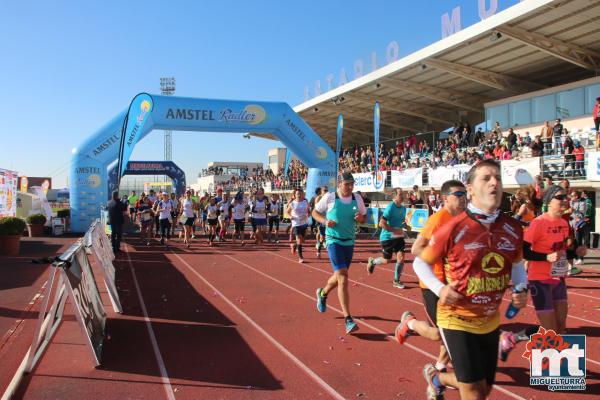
[283,149,293,176]
[336,114,343,180]
[117,93,154,178]
[374,102,380,172]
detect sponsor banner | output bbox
[118,93,154,177]
[586,151,600,181]
[335,114,343,180]
[405,207,429,233]
[428,164,471,188]
[63,246,107,364]
[283,149,293,176]
[374,102,380,171]
[86,222,121,313]
[0,168,18,217]
[358,207,380,229]
[352,171,386,193]
[391,168,423,189]
[17,176,51,192]
[501,157,541,185]
[31,186,53,225]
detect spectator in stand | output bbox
[500,145,512,160]
[594,97,600,133]
[531,135,544,157]
[563,133,575,176]
[534,175,544,203]
[553,118,564,155]
[494,121,503,138]
[573,141,585,177]
[475,127,484,144]
[427,189,440,214]
[507,128,518,152]
[409,185,423,207]
[540,121,552,150]
[522,131,532,147]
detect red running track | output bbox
[5,236,600,399]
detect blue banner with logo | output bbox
[117,93,154,178]
[405,207,429,233]
[283,149,293,176]
[374,102,380,172]
[336,114,343,179]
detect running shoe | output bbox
[498,331,517,361]
[275,240,280,244]
[393,280,405,289]
[569,266,583,276]
[299,258,304,263]
[316,288,327,313]
[366,257,375,274]
[191,234,196,239]
[345,317,359,334]
[394,311,415,344]
[423,363,445,400]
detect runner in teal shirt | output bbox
[367,188,408,288]
[312,172,366,334]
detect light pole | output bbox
[160,77,176,188]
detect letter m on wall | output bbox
[441,7,462,38]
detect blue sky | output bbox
[0,0,520,188]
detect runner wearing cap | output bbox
[413,160,528,400]
[312,172,367,334]
[286,188,310,263]
[524,185,587,333]
[366,188,408,289]
[394,180,466,374]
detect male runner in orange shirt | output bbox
[413,160,528,400]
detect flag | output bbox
[336,114,343,179]
[117,93,154,181]
[374,102,380,172]
[283,148,293,176]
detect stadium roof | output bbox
[253,0,600,147]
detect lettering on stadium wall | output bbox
[93,134,119,156]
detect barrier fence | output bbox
[2,219,121,400]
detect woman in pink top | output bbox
[500,145,512,160]
[523,185,587,333]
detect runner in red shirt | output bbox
[413,159,528,400]
[523,185,587,333]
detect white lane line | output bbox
[266,251,600,368]
[169,251,345,400]
[124,246,176,400]
[191,250,526,400]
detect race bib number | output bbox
[550,255,568,277]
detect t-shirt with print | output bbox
[524,213,570,281]
[419,211,523,334]
[379,202,406,242]
[290,199,310,227]
[417,208,454,289]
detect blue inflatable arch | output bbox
[107,160,187,196]
[70,93,336,232]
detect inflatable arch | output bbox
[107,160,187,196]
[70,93,336,232]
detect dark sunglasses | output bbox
[553,194,568,201]
[447,191,466,197]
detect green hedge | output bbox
[26,213,47,225]
[0,217,26,236]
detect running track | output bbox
[5,236,600,399]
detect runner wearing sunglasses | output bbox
[394,180,466,374]
[523,185,587,333]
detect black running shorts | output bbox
[381,238,405,259]
[439,328,500,384]
[421,288,439,325]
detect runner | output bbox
[309,187,322,236]
[137,193,153,246]
[170,192,180,237]
[231,192,248,245]
[199,191,209,234]
[179,190,196,248]
[312,172,367,334]
[205,196,219,246]
[394,180,466,374]
[217,192,232,242]
[251,188,269,244]
[128,190,139,223]
[412,160,528,400]
[286,188,310,263]
[314,186,329,258]
[524,185,587,334]
[154,192,174,247]
[366,188,408,288]
[147,190,158,236]
[267,193,281,243]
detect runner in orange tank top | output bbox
[393,180,466,375]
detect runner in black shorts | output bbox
[268,193,281,243]
[366,188,408,288]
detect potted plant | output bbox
[0,217,26,256]
[26,213,47,237]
